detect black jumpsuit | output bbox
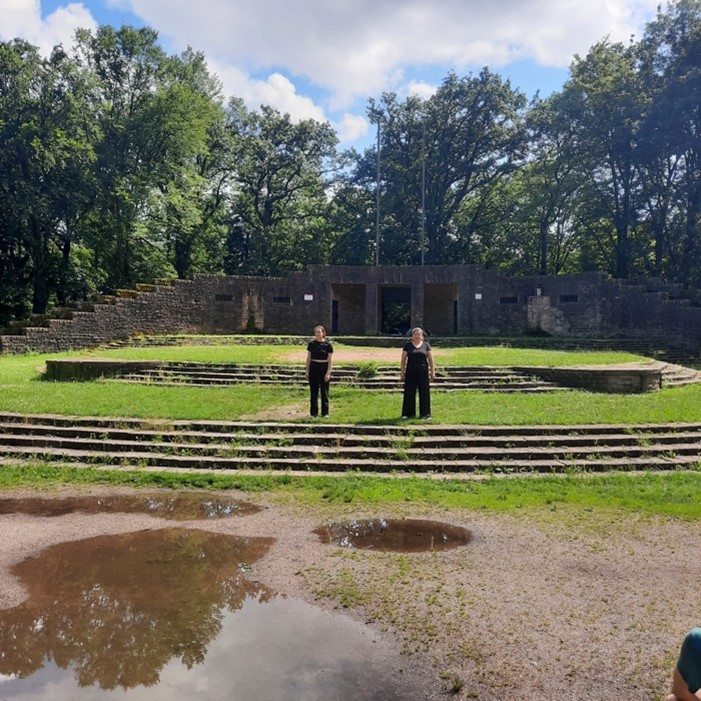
[307,339,333,417]
[402,340,432,418]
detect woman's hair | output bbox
[411,327,424,338]
[313,325,326,336]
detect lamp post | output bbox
[420,118,426,266]
[375,117,381,266]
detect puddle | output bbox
[0,492,261,520]
[314,518,472,552]
[0,528,435,700]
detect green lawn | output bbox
[2,342,701,519]
[0,345,698,424]
[79,342,647,367]
[2,464,701,519]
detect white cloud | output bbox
[0,0,96,53]
[1,0,661,148]
[334,113,370,146]
[208,60,328,123]
[117,0,660,106]
[407,81,438,101]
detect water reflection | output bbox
[0,529,274,690]
[314,518,472,552]
[0,493,261,520]
[0,599,430,700]
[0,529,435,700]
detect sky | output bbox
[2,0,663,151]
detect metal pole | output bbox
[421,119,426,266]
[375,118,381,266]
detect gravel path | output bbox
[1,485,698,700]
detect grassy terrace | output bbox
[1,343,699,425]
[1,340,701,518]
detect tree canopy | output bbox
[1,1,701,328]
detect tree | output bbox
[225,101,339,275]
[363,70,526,265]
[561,40,647,279]
[515,93,586,274]
[74,26,225,290]
[142,48,229,279]
[639,0,701,287]
[0,40,97,320]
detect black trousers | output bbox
[309,362,330,417]
[402,366,430,418]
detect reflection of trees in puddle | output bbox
[0,493,262,520]
[314,518,472,552]
[0,528,275,690]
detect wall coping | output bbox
[517,363,663,394]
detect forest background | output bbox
[1,0,700,329]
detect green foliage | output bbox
[364,70,527,265]
[224,101,339,276]
[3,1,701,331]
[356,362,378,379]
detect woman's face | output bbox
[314,327,325,340]
[412,329,423,342]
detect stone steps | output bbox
[0,412,700,475]
[118,363,565,392]
[116,361,701,392]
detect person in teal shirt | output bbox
[667,629,701,700]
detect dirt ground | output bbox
[0,484,697,700]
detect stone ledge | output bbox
[517,364,662,393]
[44,358,164,381]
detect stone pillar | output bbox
[411,283,424,330]
[365,284,378,334]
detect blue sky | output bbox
[3,0,662,150]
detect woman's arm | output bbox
[427,350,436,381]
[305,351,311,378]
[669,666,701,700]
[325,352,333,382]
[400,350,408,380]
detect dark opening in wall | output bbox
[272,296,291,304]
[559,294,579,303]
[500,296,518,304]
[215,294,233,302]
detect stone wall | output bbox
[2,266,701,354]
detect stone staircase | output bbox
[1,412,700,475]
[118,363,561,392]
[114,361,701,392]
[661,363,701,387]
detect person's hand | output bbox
[324,373,330,382]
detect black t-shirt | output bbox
[403,341,432,372]
[307,339,334,361]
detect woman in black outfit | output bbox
[305,325,333,418]
[400,327,436,420]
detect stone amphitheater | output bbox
[2,330,701,476]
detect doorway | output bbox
[380,287,411,335]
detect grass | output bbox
[81,343,303,364]
[81,342,646,367]
[2,341,701,522]
[1,345,700,424]
[2,465,701,519]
